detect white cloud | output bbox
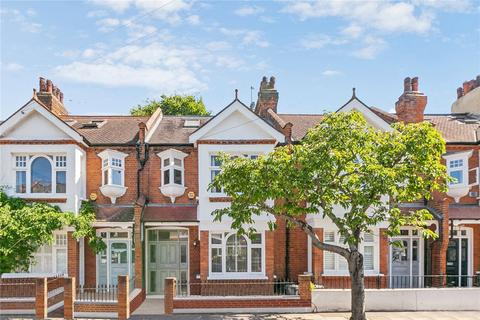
[341,24,363,39]
[220,28,269,47]
[186,15,200,25]
[206,41,231,51]
[300,34,347,49]
[4,63,24,71]
[82,48,98,59]
[412,0,472,12]
[321,70,341,76]
[352,36,387,59]
[59,50,81,59]
[283,1,435,34]
[96,18,121,32]
[235,5,264,16]
[1,9,42,33]
[87,10,108,18]
[89,0,192,24]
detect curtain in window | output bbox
[226,234,247,272]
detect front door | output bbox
[446,238,468,287]
[391,236,421,287]
[110,241,129,285]
[147,229,188,295]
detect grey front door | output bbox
[391,238,420,287]
[147,229,188,295]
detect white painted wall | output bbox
[312,288,480,311]
[2,110,71,140]
[0,143,86,213]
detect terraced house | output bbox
[0,75,479,311]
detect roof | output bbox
[449,204,480,220]
[278,114,324,141]
[143,205,197,222]
[148,116,211,144]
[95,205,134,222]
[425,114,479,143]
[60,115,148,145]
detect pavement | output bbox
[129,312,480,320]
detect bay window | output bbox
[13,154,67,195]
[157,149,188,203]
[209,153,259,194]
[209,232,264,278]
[30,232,67,274]
[443,150,473,202]
[98,149,128,203]
[323,230,377,274]
[448,159,465,185]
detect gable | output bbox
[0,99,85,143]
[338,98,393,132]
[189,100,285,143]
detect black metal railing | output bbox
[175,279,298,297]
[313,274,480,289]
[75,284,118,302]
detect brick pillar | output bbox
[35,277,48,319]
[134,206,143,289]
[265,230,275,280]
[63,277,75,320]
[273,215,287,279]
[67,231,79,280]
[117,275,130,320]
[164,277,176,315]
[431,200,449,282]
[298,274,311,302]
[200,231,209,281]
[379,228,389,288]
[312,228,323,284]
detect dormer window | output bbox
[98,149,128,204]
[157,149,188,203]
[13,154,67,195]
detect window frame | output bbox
[323,230,379,275]
[208,231,266,279]
[12,154,68,196]
[29,231,68,275]
[98,150,128,187]
[157,149,188,188]
[208,153,260,195]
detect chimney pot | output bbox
[411,77,419,91]
[269,76,275,88]
[463,81,471,94]
[457,87,463,99]
[404,77,412,92]
[46,79,53,93]
[59,91,64,103]
[39,77,46,92]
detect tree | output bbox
[210,111,448,320]
[0,191,105,275]
[130,95,211,116]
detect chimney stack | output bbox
[452,75,480,114]
[254,76,279,118]
[395,76,427,124]
[36,77,68,116]
[138,122,146,144]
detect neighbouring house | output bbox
[0,75,478,306]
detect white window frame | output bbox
[29,231,68,275]
[12,153,67,196]
[444,151,473,187]
[208,153,259,195]
[323,229,379,276]
[99,151,127,187]
[208,231,266,280]
[157,149,187,187]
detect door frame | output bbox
[389,228,424,288]
[145,227,190,297]
[95,228,132,288]
[450,226,473,287]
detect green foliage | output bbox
[0,192,104,274]
[210,111,448,249]
[130,95,211,116]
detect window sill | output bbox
[159,184,186,203]
[18,197,67,203]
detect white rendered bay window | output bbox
[209,232,264,278]
[443,151,473,202]
[30,232,67,275]
[157,149,188,203]
[13,154,67,195]
[98,149,128,204]
[323,230,377,274]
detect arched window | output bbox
[31,157,52,193]
[226,234,247,272]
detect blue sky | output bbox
[1,0,479,119]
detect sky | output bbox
[1,0,479,119]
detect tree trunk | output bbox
[349,251,366,320]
